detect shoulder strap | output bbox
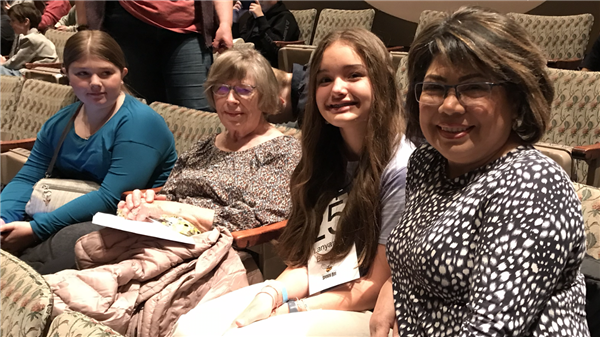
[45,103,82,178]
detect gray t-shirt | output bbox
[378,136,415,245]
[344,136,414,245]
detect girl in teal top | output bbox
[0,30,177,269]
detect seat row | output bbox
[281,9,594,71]
[2,175,598,337]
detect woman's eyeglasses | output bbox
[415,82,505,107]
[212,84,256,98]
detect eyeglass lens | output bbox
[417,82,495,106]
[214,84,254,97]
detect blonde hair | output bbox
[204,49,279,115]
[272,67,292,113]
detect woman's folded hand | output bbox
[117,189,165,221]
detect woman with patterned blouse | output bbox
[370,6,590,337]
[118,48,301,233]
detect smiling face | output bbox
[66,55,127,110]
[315,41,372,136]
[419,56,518,177]
[213,76,264,137]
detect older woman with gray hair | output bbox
[118,48,301,233]
[370,6,590,337]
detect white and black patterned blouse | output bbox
[387,144,590,336]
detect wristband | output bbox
[281,285,288,303]
[288,300,299,313]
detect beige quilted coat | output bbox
[44,227,249,337]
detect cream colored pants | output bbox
[172,282,375,337]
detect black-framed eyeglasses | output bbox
[415,82,505,107]
[212,83,256,98]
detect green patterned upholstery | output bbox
[149,102,301,155]
[149,102,224,154]
[393,52,409,106]
[3,79,76,141]
[1,249,53,337]
[290,9,317,45]
[414,10,448,41]
[0,75,25,134]
[573,182,600,279]
[539,68,600,184]
[46,311,124,337]
[506,13,594,60]
[44,29,76,62]
[311,9,375,46]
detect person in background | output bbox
[37,0,71,32]
[1,1,14,56]
[118,48,301,235]
[7,0,71,32]
[170,28,414,337]
[0,30,177,274]
[266,64,309,126]
[581,34,600,71]
[370,6,590,336]
[233,0,299,68]
[74,0,233,110]
[54,4,77,32]
[0,2,58,76]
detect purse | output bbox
[25,104,101,217]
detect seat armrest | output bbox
[572,143,600,161]
[387,46,410,52]
[547,58,582,70]
[1,138,36,153]
[120,187,164,201]
[232,220,287,249]
[274,40,305,48]
[25,62,63,70]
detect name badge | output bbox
[307,191,360,295]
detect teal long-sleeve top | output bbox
[1,94,178,240]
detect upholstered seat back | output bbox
[0,75,25,132]
[393,52,410,105]
[1,249,54,337]
[311,9,375,46]
[46,310,124,337]
[572,182,600,279]
[506,13,594,60]
[149,102,224,154]
[414,10,448,41]
[5,79,76,141]
[290,9,318,45]
[44,29,77,62]
[541,68,600,183]
[149,102,301,155]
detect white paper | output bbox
[92,212,195,245]
[308,192,360,295]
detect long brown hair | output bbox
[277,28,404,271]
[405,6,553,145]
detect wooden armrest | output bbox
[25,62,63,70]
[274,40,305,48]
[572,143,600,161]
[387,46,410,52]
[547,58,582,70]
[120,187,163,200]
[1,138,36,153]
[232,220,287,249]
